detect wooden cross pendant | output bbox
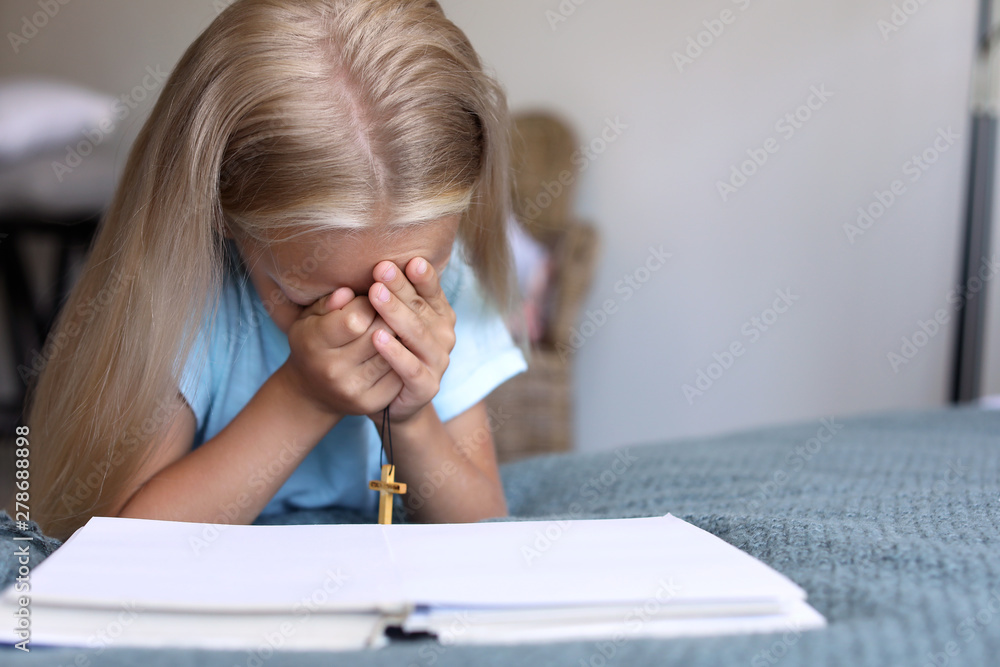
[369,464,407,525]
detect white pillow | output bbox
[0,79,118,163]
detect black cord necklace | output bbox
[379,406,393,470]
[371,406,406,524]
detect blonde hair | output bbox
[16,0,515,541]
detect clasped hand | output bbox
[284,257,456,425]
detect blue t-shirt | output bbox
[178,239,526,519]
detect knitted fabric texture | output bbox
[2,406,998,665]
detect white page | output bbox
[406,599,826,645]
[0,598,389,651]
[15,517,406,612]
[387,514,807,608]
[5,513,815,623]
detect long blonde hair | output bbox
[16,0,514,541]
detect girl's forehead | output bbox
[259,216,460,297]
[275,215,459,263]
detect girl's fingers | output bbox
[367,368,405,412]
[369,276,435,356]
[342,315,397,364]
[354,346,395,389]
[373,260,422,312]
[405,257,453,319]
[316,296,379,349]
[372,328,435,397]
[302,286,354,318]
[327,286,356,312]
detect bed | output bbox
[2,405,999,665]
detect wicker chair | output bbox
[486,112,600,462]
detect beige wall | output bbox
[0,1,223,148]
[0,0,984,450]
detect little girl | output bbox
[18,0,527,541]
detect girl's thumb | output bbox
[304,286,354,317]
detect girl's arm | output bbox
[391,400,507,523]
[116,285,401,524]
[114,362,342,525]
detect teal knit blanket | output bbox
[2,406,999,666]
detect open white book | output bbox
[0,513,825,651]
